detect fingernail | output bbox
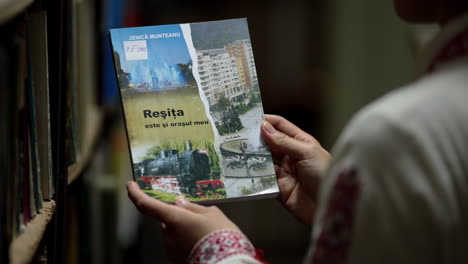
[262,121,276,134]
[175,197,189,206]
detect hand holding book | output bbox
[127,114,332,263]
[126,181,241,263]
[261,115,331,225]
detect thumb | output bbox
[261,120,315,160]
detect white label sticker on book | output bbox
[124,40,148,60]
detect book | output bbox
[109,18,278,203]
[27,11,54,200]
[16,28,31,230]
[26,12,48,211]
[0,21,20,261]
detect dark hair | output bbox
[454,0,468,9]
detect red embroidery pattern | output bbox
[311,167,361,264]
[254,248,267,263]
[188,229,259,264]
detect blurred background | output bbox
[1,0,438,263]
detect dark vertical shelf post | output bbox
[46,0,72,262]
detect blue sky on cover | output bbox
[110,24,191,85]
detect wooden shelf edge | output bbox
[0,0,34,25]
[9,200,56,264]
[68,107,104,184]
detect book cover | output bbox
[109,18,278,203]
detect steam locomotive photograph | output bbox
[134,141,226,200]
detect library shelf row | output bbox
[9,200,56,264]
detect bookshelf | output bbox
[6,107,105,264]
[9,201,56,264]
[68,106,105,184]
[1,0,103,263]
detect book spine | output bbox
[20,107,31,227]
[16,28,28,232]
[25,21,44,212]
[28,11,54,200]
[0,20,20,263]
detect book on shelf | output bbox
[0,23,13,262]
[0,12,56,245]
[17,29,33,229]
[27,11,54,200]
[109,18,278,203]
[0,20,24,248]
[26,12,47,212]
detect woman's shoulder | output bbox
[334,58,468,158]
[349,58,468,140]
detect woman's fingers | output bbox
[261,120,317,160]
[264,114,317,143]
[127,181,190,223]
[175,197,209,214]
